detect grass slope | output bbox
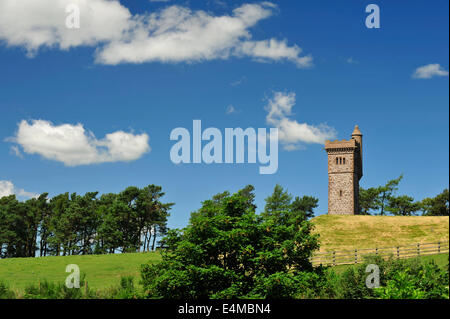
[312,215,449,252]
[1,215,448,293]
[0,252,161,291]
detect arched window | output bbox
[336,158,339,165]
[339,190,343,197]
[339,157,342,165]
[343,158,346,165]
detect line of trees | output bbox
[0,185,173,259]
[359,175,449,216]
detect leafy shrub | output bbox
[22,275,94,299]
[0,281,15,299]
[326,255,449,299]
[103,276,142,299]
[374,269,426,299]
[141,186,320,299]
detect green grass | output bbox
[0,252,161,292]
[1,215,448,294]
[312,215,449,252]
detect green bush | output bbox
[2,275,142,299]
[374,269,426,299]
[22,275,94,299]
[104,276,142,299]
[141,186,320,299]
[326,255,449,299]
[0,281,15,299]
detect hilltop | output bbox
[312,215,449,252]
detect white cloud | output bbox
[10,146,23,158]
[230,76,246,86]
[265,91,337,150]
[346,57,359,64]
[0,1,311,67]
[8,120,150,166]
[226,105,238,114]
[237,38,312,67]
[412,64,449,79]
[0,0,132,55]
[0,181,14,198]
[0,180,39,199]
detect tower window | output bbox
[336,158,339,165]
[340,190,343,197]
[343,158,346,165]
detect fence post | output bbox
[397,246,400,259]
[417,243,420,256]
[355,249,358,264]
[438,242,441,254]
[333,251,336,266]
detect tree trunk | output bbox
[151,232,157,251]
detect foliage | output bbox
[359,175,448,216]
[105,276,142,299]
[0,185,173,258]
[376,175,403,215]
[326,255,449,299]
[386,195,421,216]
[359,175,403,215]
[0,275,143,299]
[421,189,449,216]
[141,185,321,299]
[359,187,380,215]
[22,274,94,299]
[0,281,15,299]
[374,270,426,299]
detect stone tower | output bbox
[325,125,363,215]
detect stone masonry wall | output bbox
[327,150,357,214]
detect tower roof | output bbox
[352,125,362,136]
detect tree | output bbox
[96,193,121,254]
[421,189,449,216]
[359,187,380,215]
[359,175,403,215]
[262,184,292,218]
[263,185,318,220]
[136,185,173,252]
[47,193,71,256]
[376,175,403,215]
[0,184,172,258]
[37,193,51,257]
[291,196,319,219]
[0,195,22,258]
[386,195,420,216]
[141,185,320,298]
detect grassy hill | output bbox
[312,215,449,252]
[0,215,448,293]
[0,252,160,291]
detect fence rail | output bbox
[310,241,449,266]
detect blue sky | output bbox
[0,0,448,229]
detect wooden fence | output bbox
[310,241,449,267]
